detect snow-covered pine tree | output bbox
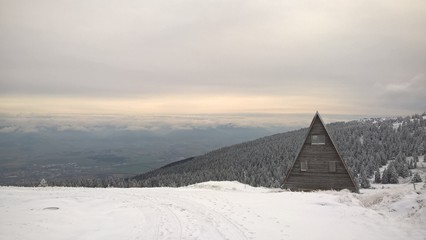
[411,172,422,183]
[381,168,389,184]
[409,159,414,169]
[39,178,48,187]
[360,171,371,188]
[388,164,399,184]
[401,164,410,178]
[413,152,418,162]
[374,171,381,183]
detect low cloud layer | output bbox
[0,113,300,133]
[1,0,425,115]
[0,112,372,134]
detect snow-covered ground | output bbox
[1,181,425,240]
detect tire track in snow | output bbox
[143,194,183,240]
[181,193,250,240]
[159,192,249,240]
[121,192,185,240]
[121,193,163,240]
[162,202,183,240]
[134,190,248,240]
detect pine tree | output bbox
[374,171,381,183]
[381,168,389,184]
[388,164,399,184]
[411,172,422,183]
[395,160,404,176]
[360,171,371,188]
[413,152,419,162]
[401,164,410,178]
[38,178,48,187]
[380,152,387,165]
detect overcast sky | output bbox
[0,0,425,116]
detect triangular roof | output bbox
[282,112,359,192]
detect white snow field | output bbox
[1,181,425,240]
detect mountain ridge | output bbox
[133,114,426,188]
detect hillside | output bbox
[1,181,425,240]
[133,114,426,188]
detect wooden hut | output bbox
[282,112,359,192]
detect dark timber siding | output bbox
[283,114,358,192]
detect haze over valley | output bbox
[0,113,315,185]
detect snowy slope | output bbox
[1,182,425,240]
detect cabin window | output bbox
[301,161,308,172]
[329,161,336,172]
[311,135,325,145]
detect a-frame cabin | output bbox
[282,112,359,192]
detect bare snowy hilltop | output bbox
[1,181,425,240]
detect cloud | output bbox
[0,112,349,133]
[0,94,361,116]
[377,73,426,112]
[384,74,426,94]
[1,0,425,115]
[0,126,18,133]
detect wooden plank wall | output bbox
[284,116,357,192]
